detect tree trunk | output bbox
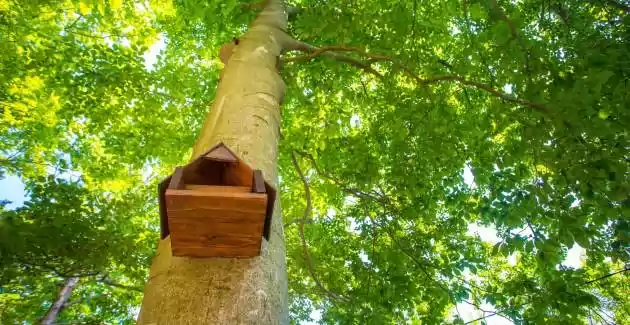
[41,277,79,325]
[137,1,296,324]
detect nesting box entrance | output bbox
[157,143,276,258]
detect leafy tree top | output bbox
[0,0,628,324]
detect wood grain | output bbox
[172,244,261,258]
[165,189,268,257]
[185,184,251,193]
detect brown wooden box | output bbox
[157,143,276,258]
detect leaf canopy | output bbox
[0,0,628,324]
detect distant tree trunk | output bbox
[138,1,298,324]
[41,277,79,325]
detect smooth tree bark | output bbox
[137,1,300,324]
[41,277,79,325]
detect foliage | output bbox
[0,177,155,323]
[1,0,629,324]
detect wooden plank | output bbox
[171,233,260,247]
[204,145,238,162]
[185,185,251,193]
[172,243,261,257]
[165,189,266,214]
[170,234,262,255]
[165,190,267,257]
[252,170,266,193]
[168,167,185,189]
[169,217,264,237]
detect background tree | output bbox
[0,0,628,324]
[0,177,153,323]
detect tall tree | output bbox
[1,0,628,324]
[138,1,293,323]
[40,276,79,325]
[0,178,151,323]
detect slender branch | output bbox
[18,259,143,292]
[18,259,99,279]
[295,150,392,207]
[462,268,629,324]
[490,0,534,84]
[240,1,266,10]
[463,0,496,87]
[583,268,629,285]
[490,0,525,49]
[600,0,630,13]
[283,218,312,228]
[97,277,143,292]
[464,312,498,324]
[589,308,615,325]
[284,43,384,79]
[419,75,551,115]
[290,152,349,302]
[526,219,542,241]
[285,43,552,115]
[64,14,83,31]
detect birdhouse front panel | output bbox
[165,187,267,257]
[157,143,277,258]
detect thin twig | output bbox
[97,276,143,292]
[490,0,533,82]
[462,267,629,324]
[64,14,83,31]
[526,219,541,241]
[600,0,630,13]
[283,218,313,228]
[583,268,629,285]
[490,0,525,49]
[463,0,497,87]
[294,150,391,206]
[465,312,498,324]
[290,152,349,302]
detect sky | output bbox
[0,37,586,324]
[0,174,26,209]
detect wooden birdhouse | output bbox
[157,143,276,258]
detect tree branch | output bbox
[283,43,384,79]
[97,276,143,292]
[284,43,552,115]
[18,259,99,279]
[415,75,548,114]
[599,0,630,13]
[490,0,533,80]
[294,150,392,206]
[490,0,525,49]
[290,152,349,303]
[583,267,629,285]
[462,267,629,324]
[41,277,79,325]
[464,311,498,324]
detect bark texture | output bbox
[41,277,79,325]
[137,1,293,324]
